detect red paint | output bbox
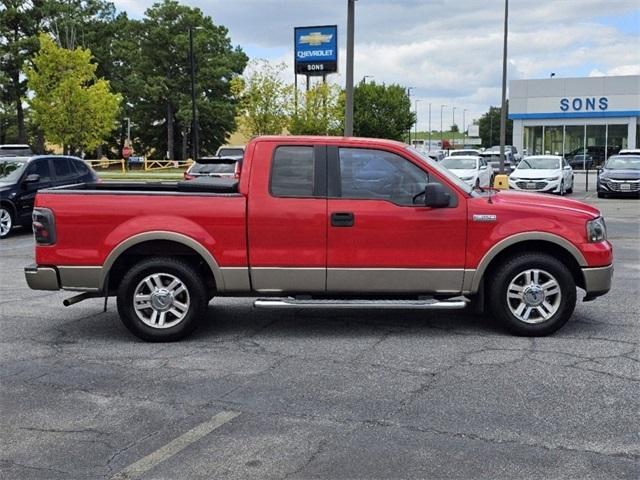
[34,136,613,281]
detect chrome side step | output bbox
[254,298,467,310]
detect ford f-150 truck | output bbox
[24,136,613,341]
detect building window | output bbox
[544,126,563,156]
[524,126,543,155]
[607,124,628,159]
[586,125,607,165]
[564,125,585,162]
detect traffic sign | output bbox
[122,146,132,159]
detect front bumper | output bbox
[24,264,60,291]
[509,178,561,193]
[582,264,613,301]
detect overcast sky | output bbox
[114,0,640,131]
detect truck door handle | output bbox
[331,212,354,227]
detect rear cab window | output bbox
[269,146,317,197]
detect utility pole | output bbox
[344,0,355,137]
[498,0,509,175]
[124,117,131,146]
[189,26,198,160]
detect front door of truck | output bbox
[326,146,467,294]
[247,142,327,292]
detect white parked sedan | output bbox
[441,155,493,188]
[509,155,574,195]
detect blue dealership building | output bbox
[509,75,639,165]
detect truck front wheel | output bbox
[117,257,208,341]
[488,253,576,336]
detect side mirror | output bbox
[479,165,487,170]
[22,174,40,187]
[424,182,450,208]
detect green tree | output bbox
[0,0,44,143]
[352,81,415,141]
[478,104,512,147]
[137,0,247,158]
[25,33,121,154]
[289,82,343,135]
[232,59,292,137]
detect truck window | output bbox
[338,148,427,206]
[270,146,315,197]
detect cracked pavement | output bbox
[1,176,638,479]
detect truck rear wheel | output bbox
[116,257,207,341]
[488,253,576,336]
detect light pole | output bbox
[498,0,509,175]
[414,99,420,147]
[440,104,446,149]
[406,87,414,143]
[362,75,373,83]
[344,0,356,137]
[124,117,131,147]
[189,26,199,160]
[428,103,432,151]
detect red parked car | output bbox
[25,136,612,341]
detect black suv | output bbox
[0,155,98,238]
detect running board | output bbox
[253,298,467,310]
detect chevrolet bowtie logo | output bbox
[299,32,333,46]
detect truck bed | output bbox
[45,177,240,195]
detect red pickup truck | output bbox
[25,136,613,341]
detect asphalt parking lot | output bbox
[1,173,638,479]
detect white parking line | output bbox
[111,410,241,480]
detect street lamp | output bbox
[414,99,420,147]
[362,75,373,83]
[440,104,446,149]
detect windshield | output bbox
[0,159,28,182]
[408,147,474,195]
[450,150,477,156]
[517,157,560,170]
[441,157,477,170]
[191,161,238,174]
[217,148,244,157]
[604,156,640,170]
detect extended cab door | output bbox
[247,142,327,292]
[326,146,467,294]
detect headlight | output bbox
[460,176,474,181]
[545,176,560,181]
[510,176,519,181]
[586,217,607,243]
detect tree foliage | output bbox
[289,82,343,135]
[232,60,292,136]
[352,81,415,141]
[26,34,121,153]
[477,104,512,147]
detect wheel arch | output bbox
[102,231,224,294]
[469,233,586,293]
[0,199,17,219]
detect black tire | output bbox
[558,181,565,196]
[488,253,576,336]
[116,257,208,341]
[597,192,607,198]
[474,178,480,190]
[0,206,14,239]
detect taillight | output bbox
[234,162,241,180]
[32,208,56,245]
[184,172,194,180]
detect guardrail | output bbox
[143,159,192,171]
[84,158,126,173]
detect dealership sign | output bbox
[560,97,608,112]
[294,25,338,75]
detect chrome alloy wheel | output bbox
[133,273,190,329]
[0,208,12,237]
[506,269,561,324]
